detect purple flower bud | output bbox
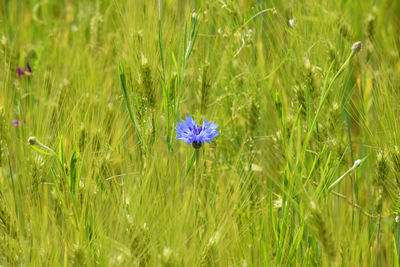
[12,120,19,127]
[18,67,25,76]
[26,62,32,73]
[351,41,362,53]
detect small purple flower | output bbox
[26,62,32,72]
[12,120,19,127]
[175,115,219,149]
[17,67,25,76]
[17,62,32,77]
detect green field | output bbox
[1,0,400,266]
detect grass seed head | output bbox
[90,13,104,49]
[200,62,211,115]
[308,201,337,263]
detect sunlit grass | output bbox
[1,0,400,265]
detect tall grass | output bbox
[1,0,400,265]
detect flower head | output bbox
[175,115,219,149]
[17,67,25,77]
[12,120,19,127]
[17,62,32,77]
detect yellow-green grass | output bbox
[1,0,400,265]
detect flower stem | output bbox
[397,219,400,266]
[376,196,383,267]
[194,149,200,222]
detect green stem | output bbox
[304,50,356,150]
[376,196,383,267]
[194,149,200,223]
[118,62,145,150]
[158,0,165,83]
[397,218,400,266]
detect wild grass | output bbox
[1,0,400,265]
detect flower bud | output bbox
[351,41,362,53]
[28,136,37,145]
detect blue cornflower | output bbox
[175,115,219,149]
